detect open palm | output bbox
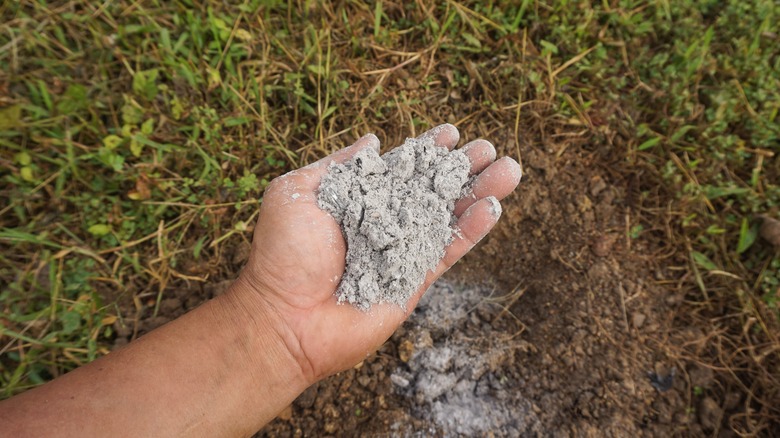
[240,124,522,380]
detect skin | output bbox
[0,124,522,437]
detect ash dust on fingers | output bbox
[460,139,497,175]
[454,156,522,217]
[264,175,309,206]
[415,123,460,150]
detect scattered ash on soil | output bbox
[388,281,542,436]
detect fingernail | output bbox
[486,196,502,219]
[461,139,497,160]
[500,157,523,183]
[461,139,490,152]
[359,133,380,152]
[419,123,457,142]
[418,124,444,140]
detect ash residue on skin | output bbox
[317,135,470,310]
[460,174,479,201]
[391,281,542,436]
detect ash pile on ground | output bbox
[389,281,542,436]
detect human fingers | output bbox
[459,139,497,175]
[416,123,460,150]
[454,157,522,217]
[441,196,502,275]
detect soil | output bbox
[112,127,728,437]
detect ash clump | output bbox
[317,133,470,310]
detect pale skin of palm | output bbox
[0,124,522,437]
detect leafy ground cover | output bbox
[1,0,778,434]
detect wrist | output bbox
[219,275,317,388]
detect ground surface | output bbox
[2,1,779,436]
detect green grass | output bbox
[1,0,778,431]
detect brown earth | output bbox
[111,120,741,436]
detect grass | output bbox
[1,0,778,433]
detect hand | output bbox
[234,124,522,383]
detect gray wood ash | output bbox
[317,135,470,310]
